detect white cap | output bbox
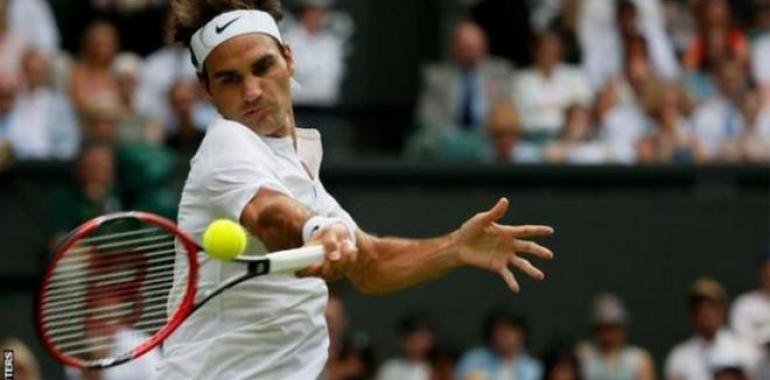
[190,9,283,73]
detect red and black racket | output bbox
[36,211,325,369]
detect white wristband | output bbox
[302,216,356,246]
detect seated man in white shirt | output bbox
[5,47,79,160]
[512,30,592,144]
[158,1,555,379]
[664,278,759,380]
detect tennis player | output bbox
[157,1,555,378]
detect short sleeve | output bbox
[203,123,291,221]
[663,346,685,380]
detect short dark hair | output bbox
[397,313,433,336]
[482,308,528,345]
[167,0,284,48]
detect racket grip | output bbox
[266,245,326,273]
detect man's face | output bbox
[452,23,488,69]
[23,50,49,89]
[760,260,770,292]
[203,33,295,137]
[491,322,524,358]
[691,299,725,336]
[400,329,434,360]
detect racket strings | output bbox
[40,221,192,363]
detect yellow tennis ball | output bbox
[202,220,247,261]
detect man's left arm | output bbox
[305,198,554,294]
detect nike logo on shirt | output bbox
[215,17,241,34]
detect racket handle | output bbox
[266,245,326,273]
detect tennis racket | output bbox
[36,211,325,369]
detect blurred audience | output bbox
[683,0,749,73]
[691,57,749,161]
[429,343,460,380]
[0,72,16,167]
[323,294,375,380]
[720,90,770,163]
[664,278,759,380]
[69,20,121,119]
[576,293,655,380]
[165,80,206,155]
[51,141,121,244]
[377,314,435,380]
[544,104,608,164]
[512,31,592,144]
[636,81,705,164]
[485,102,541,163]
[112,52,164,145]
[135,44,200,128]
[0,337,42,380]
[284,0,347,106]
[4,48,79,160]
[542,342,583,380]
[598,37,657,164]
[730,248,770,352]
[409,20,513,159]
[0,0,26,78]
[6,0,60,53]
[456,309,541,380]
[578,0,679,90]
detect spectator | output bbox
[751,1,770,102]
[577,293,655,380]
[664,278,759,380]
[691,57,748,161]
[323,294,371,380]
[165,80,206,156]
[542,342,582,380]
[283,0,347,106]
[684,0,749,72]
[4,47,79,160]
[598,38,656,164]
[135,43,209,129]
[69,20,121,118]
[0,337,41,380]
[485,102,541,163]
[456,309,541,380]
[719,90,770,163]
[112,52,163,145]
[578,0,679,90]
[50,141,121,244]
[730,248,770,351]
[543,104,609,164]
[429,343,460,380]
[6,0,60,53]
[512,31,592,144]
[408,20,513,158]
[377,314,435,380]
[637,81,705,164]
[0,0,26,78]
[0,72,15,167]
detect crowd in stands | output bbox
[11,248,766,379]
[409,0,770,164]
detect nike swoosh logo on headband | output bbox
[215,16,241,34]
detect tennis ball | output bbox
[202,220,247,261]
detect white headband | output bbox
[190,10,283,73]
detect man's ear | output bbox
[282,44,295,76]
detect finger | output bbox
[323,238,341,261]
[499,225,555,238]
[510,256,545,280]
[512,240,554,259]
[480,197,510,224]
[499,267,520,293]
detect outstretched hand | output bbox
[454,198,554,292]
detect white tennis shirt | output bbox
[155,118,357,380]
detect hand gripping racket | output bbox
[36,211,325,369]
